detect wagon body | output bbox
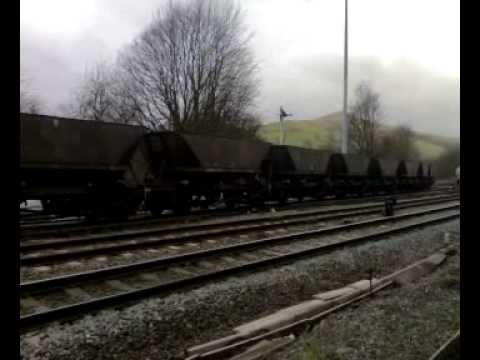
[144,132,271,175]
[268,145,331,176]
[20,113,146,214]
[378,158,400,177]
[20,114,146,172]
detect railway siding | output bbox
[20,196,458,281]
[267,243,460,360]
[186,246,454,359]
[20,187,453,241]
[20,205,458,330]
[20,220,459,360]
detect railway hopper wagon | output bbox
[267,148,434,200]
[266,147,392,201]
[137,132,272,214]
[20,113,436,219]
[396,160,431,191]
[423,163,435,189]
[265,145,333,202]
[331,154,385,197]
[377,158,401,192]
[20,113,148,218]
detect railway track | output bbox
[20,202,459,331]
[20,215,81,226]
[20,194,459,267]
[20,187,455,240]
[428,330,460,360]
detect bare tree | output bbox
[20,71,43,113]
[116,0,260,137]
[348,82,381,156]
[70,63,144,125]
[379,124,419,160]
[73,63,113,121]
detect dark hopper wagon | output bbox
[20,113,147,218]
[138,132,271,213]
[20,113,435,219]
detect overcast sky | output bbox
[20,0,459,137]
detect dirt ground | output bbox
[269,243,460,360]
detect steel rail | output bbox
[20,209,459,331]
[21,204,459,293]
[20,188,453,238]
[21,193,457,248]
[428,330,460,360]
[20,204,459,295]
[20,196,459,265]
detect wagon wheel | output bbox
[147,195,165,217]
[174,202,190,214]
[335,191,346,199]
[84,204,103,223]
[173,193,191,214]
[356,187,365,198]
[41,199,56,214]
[103,183,140,220]
[144,191,166,217]
[199,200,210,210]
[225,199,236,209]
[200,192,218,209]
[248,192,266,210]
[277,190,288,205]
[315,182,330,200]
[149,205,164,217]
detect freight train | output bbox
[20,113,435,220]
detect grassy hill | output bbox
[258,112,458,161]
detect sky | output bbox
[20,0,460,137]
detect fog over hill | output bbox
[258,56,459,138]
[260,111,459,161]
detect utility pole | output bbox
[279,106,292,145]
[342,0,349,154]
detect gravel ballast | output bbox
[270,240,460,360]
[20,198,457,282]
[20,219,459,360]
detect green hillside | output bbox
[259,112,458,161]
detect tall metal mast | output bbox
[342,0,349,154]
